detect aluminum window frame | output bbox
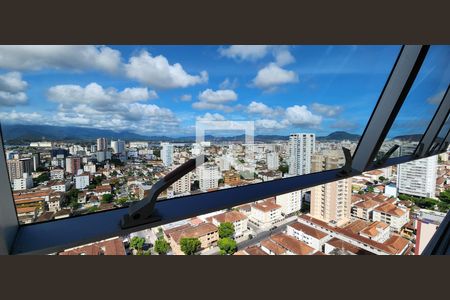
[1,44,449,255]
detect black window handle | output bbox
[120,154,208,229]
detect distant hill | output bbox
[1,124,363,144]
[317,131,361,141]
[392,134,422,141]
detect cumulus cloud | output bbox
[426,90,446,105]
[310,102,343,117]
[252,63,298,90]
[219,45,271,61]
[196,112,226,122]
[247,101,274,115]
[124,50,208,89]
[273,46,296,66]
[219,78,238,89]
[0,45,122,73]
[192,88,238,112]
[284,105,322,127]
[0,110,42,124]
[180,94,192,101]
[255,119,286,130]
[198,89,237,103]
[0,72,28,106]
[47,82,157,107]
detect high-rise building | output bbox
[111,140,126,155]
[65,156,81,174]
[310,154,351,225]
[288,133,315,176]
[397,155,438,198]
[96,138,107,152]
[275,190,302,215]
[161,142,174,167]
[198,164,220,191]
[266,152,279,171]
[7,158,33,180]
[171,165,191,195]
[31,153,40,172]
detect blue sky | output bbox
[0,45,448,137]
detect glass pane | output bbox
[0,45,401,224]
[377,45,450,159]
[434,114,450,145]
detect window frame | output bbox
[1,45,449,255]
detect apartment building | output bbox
[7,158,33,180]
[198,164,220,191]
[275,190,302,216]
[351,199,380,221]
[210,210,248,238]
[372,202,409,232]
[310,153,352,225]
[397,155,438,198]
[50,167,65,180]
[250,198,283,229]
[12,173,33,191]
[65,156,81,174]
[260,233,316,255]
[171,164,191,194]
[160,142,174,167]
[288,133,315,176]
[75,173,90,190]
[286,221,331,251]
[165,223,219,255]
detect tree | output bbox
[278,165,289,174]
[378,176,386,182]
[438,190,450,204]
[130,236,145,252]
[35,172,50,184]
[154,237,170,255]
[115,197,128,206]
[218,222,235,239]
[87,206,98,213]
[180,238,201,255]
[218,237,237,255]
[367,186,374,193]
[101,193,114,203]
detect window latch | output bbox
[120,154,209,229]
[374,144,399,167]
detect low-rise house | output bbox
[16,206,38,224]
[286,222,330,251]
[373,202,409,232]
[165,223,219,255]
[234,245,268,255]
[325,238,374,255]
[48,192,65,212]
[47,180,70,192]
[250,198,283,229]
[210,210,248,239]
[54,208,71,220]
[358,221,390,242]
[351,199,380,221]
[261,233,316,255]
[93,184,112,197]
[59,237,126,255]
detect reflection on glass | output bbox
[434,114,450,146]
[377,46,450,159]
[0,45,402,224]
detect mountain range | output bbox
[0,124,420,144]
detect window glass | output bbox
[0,45,400,224]
[377,45,450,159]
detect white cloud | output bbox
[196,112,225,122]
[198,89,237,103]
[191,101,234,112]
[219,78,238,89]
[284,105,322,126]
[427,90,446,105]
[311,102,343,117]
[124,50,208,89]
[247,101,274,115]
[219,45,271,61]
[0,72,28,106]
[255,119,286,130]
[252,63,298,90]
[0,45,122,73]
[180,94,192,101]
[47,82,156,107]
[273,47,295,66]
[0,110,42,123]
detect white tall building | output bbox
[288,133,315,176]
[397,155,438,198]
[266,152,279,171]
[75,174,90,190]
[198,164,220,191]
[161,143,174,167]
[96,138,107,151]
[111,140,126,155]
[275,190,302,215]
[12,173,33,191]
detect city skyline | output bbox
[1,45,447,138]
